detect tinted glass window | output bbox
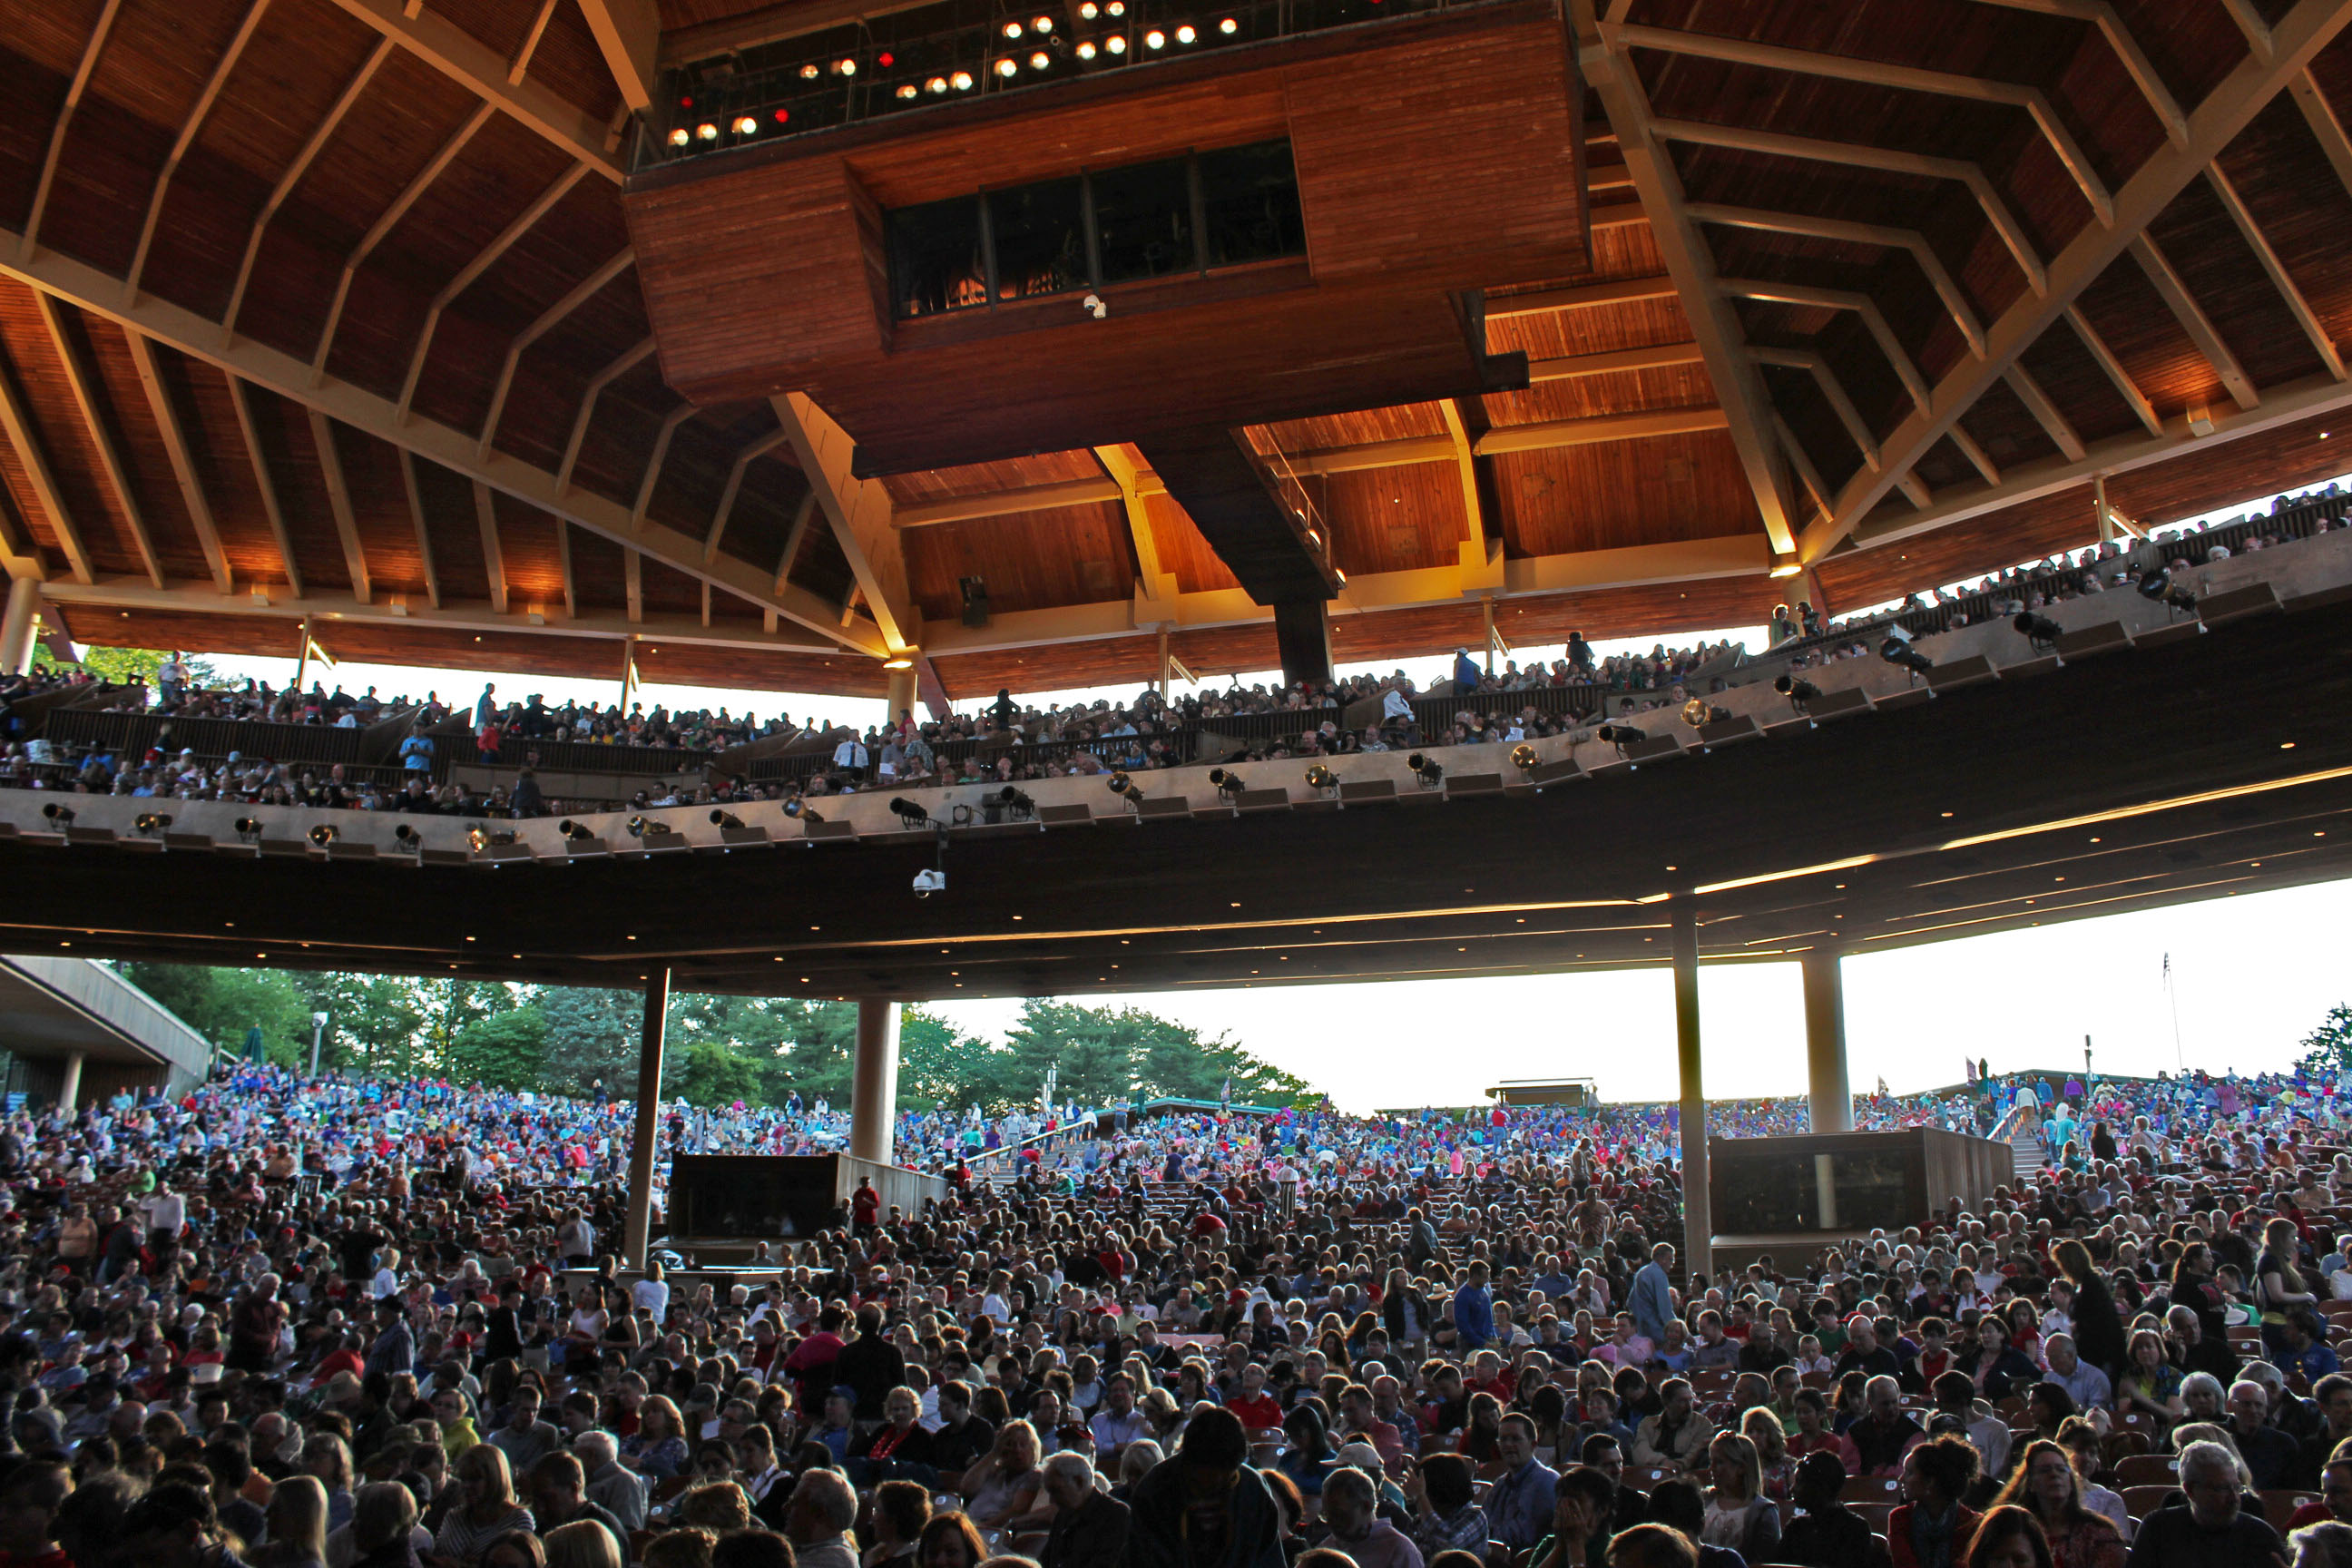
[1091,157,1195,283]
[987,177,1087,300]
[890,195,986,316]
[1199,140,1304,268]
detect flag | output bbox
[2162,952,2171,980]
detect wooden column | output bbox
[1671,895,1712,1284]
[622,967,670,1267]
[1803,948,1854,1133]
[0,577,39,674]
[852,999,901,1166]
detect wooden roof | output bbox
[5,0,2352,701]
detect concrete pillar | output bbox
[1803,948,1853,1133]
[852,998,901,1166]
[622,969,670,1268]
[885,662,917,725]
[56,1051,83,1112]
[0,577,39,675]
[1671,897,1711,1284]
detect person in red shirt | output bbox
[1226,1363,1284,1432]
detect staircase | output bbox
[2007,1126,2049,1181]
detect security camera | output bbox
[1083,293,1107,319]
[912,867,946,897]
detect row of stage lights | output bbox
[667,11,1242,145]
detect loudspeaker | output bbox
[960,575,990,628]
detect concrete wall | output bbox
[0,956,213,1093]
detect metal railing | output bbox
[40,708,371,769]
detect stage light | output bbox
[680,95,694,108]
[624,817,650,838]
[997,57,1018,75]
[559,820,595,841]
[783,799,825,824]
[2138,564,2198,613]
[309,824,339,848]
[1406,753,1442,789]
[801,63,820,78]
[234,817,263,844]
[995,786,1034,819]
[1773,672,1820,714]
[467,827,486,852]
[1107,772,1144,804]
[733,115,759,134]
[1004,19,1024,34]
[1510,744,1538,773]
[1030,50,1050,67]
[393,824,421,852]
[710,809,744,829]
[1879,631,1934,677]
[1597,724,1646,758]
[896,83,917,98]
[1082,1,1098,15]
[888,798,932,828]
[1105,34,1126,51]
[1207,767,1247,799]
[40,803,72,826]
[774,108,789,122]
[1077,41,1096,57]
[951,71,974,88]
[2014,611,2063,654]
[1220,15,1238,30]
[1306,764,1337,794]
[1107,2,1124,14]
[696,122,718,141]
[134,812,172,836]
[668,128,690,147]
[877,50,895,64]
[1144,28,1165,46]
[1175,23,1196,41]
[1034,14,1054,28]
[927,75,948,92]
[837,57,857,74]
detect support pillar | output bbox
[852,998,901,1166]
[55,1051,83,1112]
[1671,896,1711,1284]
[622,968,670,1268]
[1802,948,1853,1132]
[1271,598,1333,689]
[0,577,37,675]
[885,660,917,723]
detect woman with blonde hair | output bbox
[958,1417,1044,1531]
[433,1444,534,1567]
[301,1435,358,1533]
[543,1520,622,1568]
[1741,1406,1794,1502]
[1702,1431,1782,1563]
[252,1475,328,1568]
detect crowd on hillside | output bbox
[0,1051,2344,1568]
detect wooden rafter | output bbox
[509,0,563,83]
[2130,235,2259,410]
[774,392,915,655]
[703,427,793,563]
[124,0,274,306]
[1684,203,1984,358]
[1487,276,1677,318]
[397,162,593,421]
[1772,412,1834,518]
[474,249,636,459]
[2004,366,2086,461]
[21,0,125,263]
[0,340,94,584]
[397,449,441,610]
[1092,446,1163,601]
[775,492,818,594]
[473,481,507,614]
[1577,14,1798,559]
[223,41,395,345]
[1608,22,2114,226]
[1963,0,2186,148]
[226,377,301,596]
[556,338,658,491]
[1718,279,1931,414]
[1749,348,1880,470]
[1528,342,1704,381]
[2062,307,2162,436]
[125,334,232,593]
[1652,119,2048,297]
[313,103,496,383]
[892,476,1126,527]
[2221,0,2277,63]
[1794,0,2350,564]
[1436,397,1494,566]
[632,405,696,528]
[307,409,372,603]
[34,294,163,589]
[2291,70,2352,198]
[1945,423,2002,486]
[2205,163,2346,381]
[1474,407,1730,456]
[624,546,642,623]
[575,0,660,110]
[557,519,575,618]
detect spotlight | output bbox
[667,128,690,147]
[877,50,894,65]
[1405,754,1443,790]
[1175,23,1195,41]
[951,70,974,89]
[624,817,651,838]
[1034,13,1054,28]
[1220,15,1238,30]
[234,817,263,844]
[888,798,932,828]
[927,75,948,93]
[1680,697,1728,728]
[1081,2,1097,15]
[995,786,1034,819]
[1108,3,1123,14]
[393,824,421,852]
[1029,50,1050,68]
[1510,744,1538,773]
[1773,673,1820,714]
[1107,772,1144,804]
[733,115,759,134]
[133,812,172,836]
[1144,28,1165,46]
[560,820,595,841]
[1105,34,1126,51]
[1004,19,1023,35]
[1597,723,1646,758]
[1077,41,1096,58]
[2138,564,2198,613]
[2014,611,2063,654]
[308,824,338,848]
[896,83,917,98]
[1879,632,1934,678]
[997,57,1018,75]
[696,122,718,141]
[468,828,516,853]
[40,803,73,826]
[1207,767,1247,799]
[773,108,789,123]
[710,809,744,829]
[837,57,857,74]
[467,827,485,852]
[801,63,820,78]
[783,799,825,825]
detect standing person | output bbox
[2259,1219,2321,1367]
[1631,1245,1678,1349]
[230,1273,289,1375]
[2053,1242,2126,1380]
[1127,1408,1287,1568]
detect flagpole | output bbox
[2164,953,2184,1076]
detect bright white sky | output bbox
[167,482,2349,1112]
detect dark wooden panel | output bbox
[330,423,428,600]
[1495,430,1762,556]
[0,287,145,576]
[1315,462,1465,578]
[176,357,289,588]
[79,312,213,581]
[2144,171,2328,392]
[1142,488,1240,595]
[905,501,1135,620]
[2073,249,2223,418]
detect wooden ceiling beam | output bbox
[1527,341,1704,380]
[1572,12,1801,564]
[0,223,874,652]
[1651,119,2048,297]
[307,410,372,603]
[1772,411,1834,520]
[1945,423,2003,487]
[1474,407,1730,456]
[509,0,562,83]
[2205,163,2347,382]
[124,335,232,594]
[703,427,794,564]
[0,340,94,585]
[21,0,125,264]
[222,40,396,345]
[315,0,626,180]
[2004,365,2086,462]
[124,0,273,307]
[2221,0,2278,63]
[557,519,575,619]
[1962,0,2187,148]
[2063,306,2163,437]
[1750,347,1881,470]
[556,338,659,492]
[33,295,163,590]
[312,102,496,384]
[473,481,508,615]
[1795,0,2350,564]
[1609,22,2113,226]
[225,377,300,597]
[775,492,818,596]
[632,405,697,528]
[475,249,636,460]
[775,392,916,655]
[1093,446,1165,603]
[575,0,661,112]
[624,546,642,624]
[2290,71,2352,199]
[1685,203,1984,358]
[2129,235,2259,411]
[397,449,440,610]
[397,162,593,422]
[1486,275,1678,318]
[891,476,1126,527]
[1719,279,1931,415]
[1284,436,1456,476]
[1436,397,1498,571]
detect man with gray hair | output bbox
[1039,1452,1129,1568]
[784,1467,859,1568]
[574,1430,647,1532]
[1319,1465,1421,1568]
[2043,1335,2111,1410]
[2122,1439,2282,1566]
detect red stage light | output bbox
[878,50,895,65]
[774,108,791,122]
[680,95,693,108]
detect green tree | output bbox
[538,986,649,1097]
[296,974,426,1075]
[2297,1004,2352,1077]
[898,1009,981,1111]
[445,1006,548,1090]
[115,963,314,1067]
[67,647,222,688]
[671,1036,764,1106]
